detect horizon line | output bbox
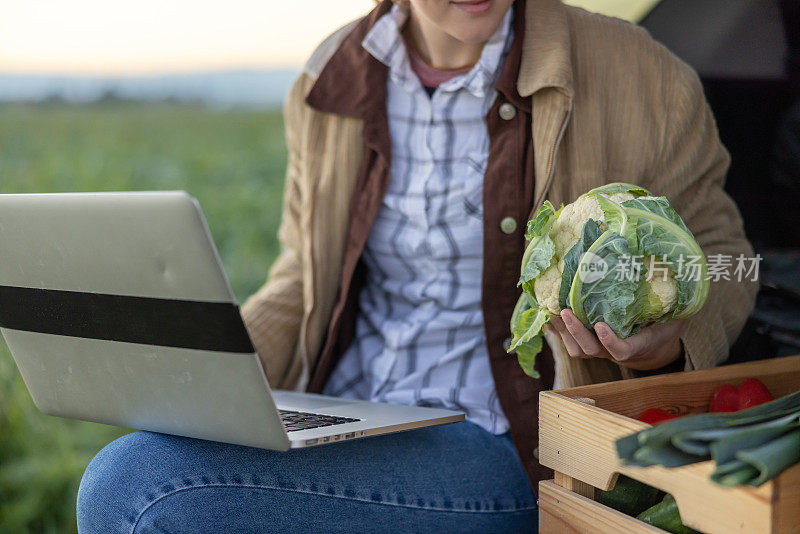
[0,64,304,79]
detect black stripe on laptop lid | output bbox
[0,285,255,353]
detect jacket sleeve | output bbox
[648,60,758,370]
[241,77,308,387]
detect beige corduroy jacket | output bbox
[242,0,757,394]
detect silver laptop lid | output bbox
[0,192,289,450]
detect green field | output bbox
[0,102,287,533]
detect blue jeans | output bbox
[77,421,537,533]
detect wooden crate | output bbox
[537,355,800,534]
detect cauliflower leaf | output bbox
[622,199,709,319]
[585,182,652,198]
[510,306,551,351]
[568,230,640,336]
[559,218,603,310]
[519,201,558,294]
[515,335,543,378]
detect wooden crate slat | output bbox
[555,356,800,418]
[539,480,662,534]
[554,471,596,499]
[773,465,800,533]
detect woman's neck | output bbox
[403,8,485,70]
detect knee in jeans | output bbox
[77,432,157,533]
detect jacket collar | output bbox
[305,0,392,119]
[306,0,576,117]
[517,0,574,99]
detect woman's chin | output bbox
[442,1,510,43]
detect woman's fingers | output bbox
[550,316,590,358]
[597,321,684,370]
[551,311,682,365]
[560,310,605,358]
[594,322,642,361]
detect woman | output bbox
[77,0,756,531]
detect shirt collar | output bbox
[305,0,532,120]
[361,5,514,98]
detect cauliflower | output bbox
[510,183,709,378]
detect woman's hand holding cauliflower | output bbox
[548,310,684,371]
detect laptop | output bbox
[0,191,464,450]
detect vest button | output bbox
[500,216,517,234]
[499,102,516,120]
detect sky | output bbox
[0,0,375,75]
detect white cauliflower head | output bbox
[643,255,678,315]
[533,263,563,314]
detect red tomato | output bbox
[737,378,774,409]
[637,408,681,424]
[709,383,739,412]
[708,378,774,412]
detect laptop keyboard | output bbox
[279,409,361,432]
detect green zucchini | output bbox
[597,475,660,517]
[636,494,700,534]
